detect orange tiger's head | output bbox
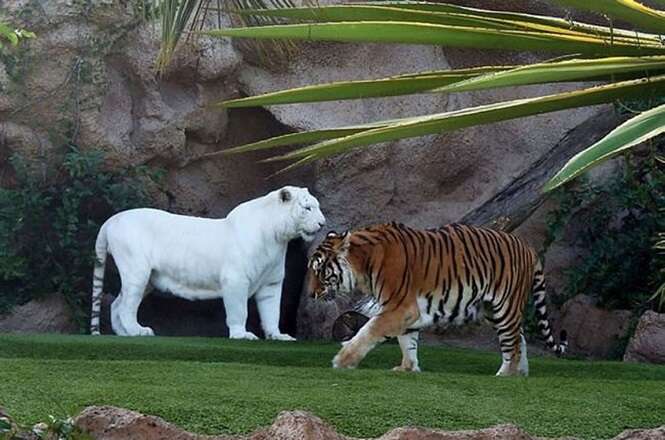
[307,231,355,300]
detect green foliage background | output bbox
[543,148,664,311]
[0,147,163,330]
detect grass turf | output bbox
[0,334,664,439]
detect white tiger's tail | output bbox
[90,223,108,335]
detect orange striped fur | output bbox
[307,222,567,375]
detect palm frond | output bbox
[554,0,665,33]
[261,75,665,169]
[207,21,665,56]
[217,56,665,108]
[545,102,665,191]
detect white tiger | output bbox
[90,186,325,339]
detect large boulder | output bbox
[0,293,78,334]
[558,295,632,359]
[624,311,665,364]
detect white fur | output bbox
[90,186,325,339]
[496,334,529,377]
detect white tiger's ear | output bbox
[327,231,339,238]
[279,188,292,203]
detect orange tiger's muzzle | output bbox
[306,268,327,300]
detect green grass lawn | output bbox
[1,334,664,439]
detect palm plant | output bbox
[204,0,665,190]
[144,0,300,73]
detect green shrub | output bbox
[0,146,163,330]
[543,148,665,311]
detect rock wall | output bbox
[0,0,619,341]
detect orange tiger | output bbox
[307,222,567,376]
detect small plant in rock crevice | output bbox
[0,145,164,330]
[0,409,88,440]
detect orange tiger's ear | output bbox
[340,231,351,251]
[326,230,349,239]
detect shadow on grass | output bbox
[1,334,664,381]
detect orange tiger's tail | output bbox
[532,261,568,356]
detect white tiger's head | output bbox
[274,186,325,242]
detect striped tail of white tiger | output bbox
[90,223,108,335]
[533,261,568,356]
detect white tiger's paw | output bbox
[267,333,296,341]
[124,326,154,337]
[139,326,155,336]
[392,365,421,373]
[229,331,259,340]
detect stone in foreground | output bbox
[624,311,665,364]
[73,406,665,440]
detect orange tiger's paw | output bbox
[332,349,360,369]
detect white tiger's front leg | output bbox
[222,278,258,340]
[393,331,421,372]
[255,282,295,341]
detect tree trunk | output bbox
[460,110,624,232]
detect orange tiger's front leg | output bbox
[332,306,418,369]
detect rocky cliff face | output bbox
[1,0,613,340]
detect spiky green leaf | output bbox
[545,102,665,191]
[206,21,665,56]
[221,56,665,108]
[205,125,387,155]
[220,66,511,107]
[439,56,665,93]
[238,3,663,44]
[554,0,665,33]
